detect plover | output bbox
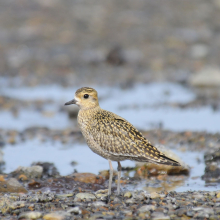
[65,87,180,197]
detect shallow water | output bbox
[0,81,220,192]
[0,110,69,130]
[0,82,219,132]
[2,139,217,192]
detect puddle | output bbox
[0,83,110,102]
[101,82,196,107]
[112,106,220,133]
[0,82,219,132]
[0,109,70,130]
[128,150,218,192]
[2,139,219,192]
[2,139,135,176]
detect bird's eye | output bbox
[84,94,89,99]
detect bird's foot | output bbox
[117,191,121,196]
[106,194,111,203]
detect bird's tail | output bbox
[157,154,181,166]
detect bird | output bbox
[65,87,181,197]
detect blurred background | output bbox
[0,0,220,192]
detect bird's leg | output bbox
[117,161,122,195]
[108,160,113,199]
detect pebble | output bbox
[75,192,96,200]
[151,212,170,220]
[190,67,220,87]
[138,205,155,213]
[150,192,160,199]
[13,166,43,179]
[18,211,43,219]
[186,210,194,217]
[192,207,203,211]
[7,178,24,188]
[56,193,73,198]
[124,191,132,198]
[0,178,27,193]
[71,172,104,184]
[94,189,109,201]
[0,188,219,219]
[67,207,81,215]
[95,193,108,200]
[43,211,71,220]
[9,201,26,210]
[125,198,136,204]
[92,201,107,207]
[190,44,209,58]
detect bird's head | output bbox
[65,87,99,110]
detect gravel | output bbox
[0,190,219,219]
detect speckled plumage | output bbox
[65,87,181,196]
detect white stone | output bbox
[189,67,220,87]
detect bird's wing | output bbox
[91,111,180,166]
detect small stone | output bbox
[43,211,70,220]
[186,211,194,217]
[125,198,136,204]
[190,44,208,59]
[13,166,43,179]
[203,208,214,215]
[197,212,209,218]
[176,208,186,217]
[173,204,179,210]
[95,189,109,194]
[75,193,96,200]
[7,178,23,188]
[209,192,216,197]
[92,201,107,207]
[123,210,133,216]
[133,194,145,201]
[138,212,146,219]
[19,211,42,219]
[95,189,108,200]
[150,192,160,199]
[71,173,104,184]
[189,67,220,87]
[124,191,132,198]
[9,201,26,210]
[18,174,28,181]
[151,212,170,220]
[138,205,155,213]
[0,178,27,193]
[67,207,81,215]
[0,175,5,182]
[33,162,60,177]
[192,194,204,199]
[95,193,108,201]
[113,196,121,203]
[56,193,73,198]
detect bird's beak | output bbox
[64,99,76,106]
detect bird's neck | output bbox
[78,106,101,119]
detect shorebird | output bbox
[65,87,181,197]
